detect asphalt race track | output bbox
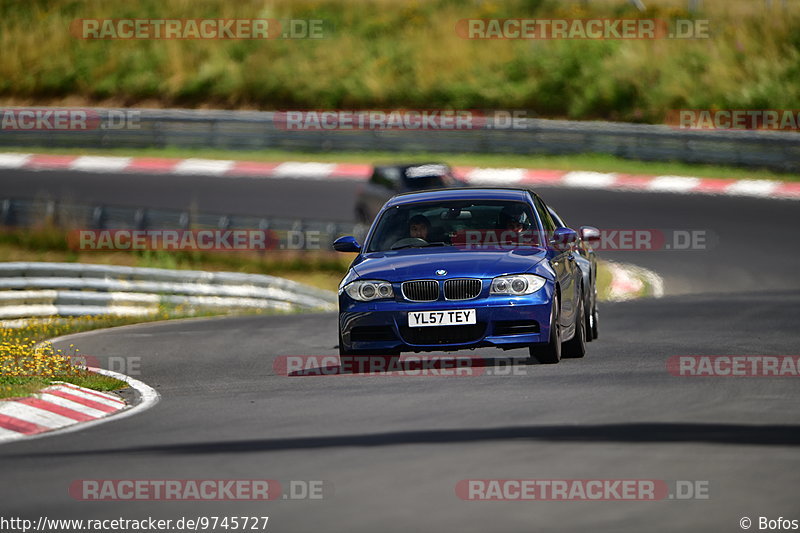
[1,169,800,532]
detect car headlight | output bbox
[490,274,546,295]
[343,280,395,301]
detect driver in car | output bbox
[408,214,431,240]
[496,205,537,247]
[498,205,530,233]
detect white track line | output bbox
[646,176,701,192]
[0,153,32,168]
[465,168,526,185]
[70,156,132,173]
[3,152,799,201]
[173,158,235,176]
[562,171,617,188]
[725,179,781,197]
[271,162,338,178]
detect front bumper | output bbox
[339,287,554,353]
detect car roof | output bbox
[374,162,450,172]
[385,187,531,207]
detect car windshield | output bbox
[366,200,541,252]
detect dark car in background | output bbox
[355,163,464,224]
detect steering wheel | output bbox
[390,237,428,250]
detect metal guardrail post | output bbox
[325,223,338,250]
[134,208,149,230]
[1,199,16,227]
[91,206,107,230]
[179,211,191,230]
[44,200,58,225]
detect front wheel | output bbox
[528,294,561,364]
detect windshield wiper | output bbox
[390,241,448,250]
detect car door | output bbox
[532,195,579,330]
[549,206,596,329]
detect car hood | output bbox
[352,247,547,282]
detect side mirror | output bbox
[579,226,601,246]
[333,236,362,253]
[550,227,578,251]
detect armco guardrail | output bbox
[0,108,797,172]
[0,198,369,248]
[0,262,336,320]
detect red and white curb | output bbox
[0,368,159,444]
[605,261,664,302]
[2,152,799,201]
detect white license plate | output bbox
[408,309,476,327]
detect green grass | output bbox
[5,146,799,181]
[0,0,798,125]
[0,375,127,400]
[0,377,50,399]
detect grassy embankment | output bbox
[0,0,797,125]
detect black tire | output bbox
[562,293,587,359]
[590,304,599,340]
[338,333,400,358]
[584,294,594,343]
[528,294,561,364]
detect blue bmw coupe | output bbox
[333,188,588,364]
